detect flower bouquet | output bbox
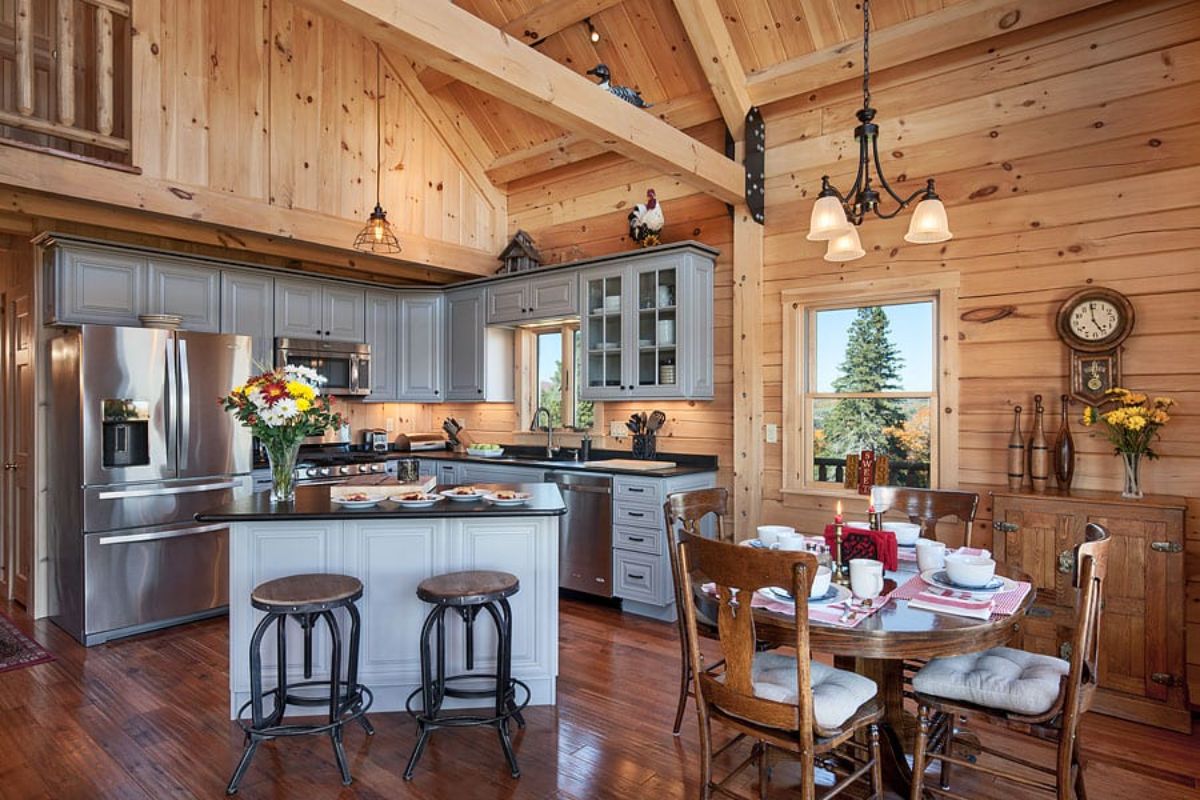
[221,365,342,503]
[1081,387,1175,499]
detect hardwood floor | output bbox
[0,597,1196,799]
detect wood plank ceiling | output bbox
[422,0,968,180]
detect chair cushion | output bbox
[746,653,878,730]
[913,647,1069,716]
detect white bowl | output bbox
[945,555,997,588]
[809,566,832,599]
[756,525,794,546]
[882,522,922,546]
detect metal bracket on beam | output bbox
[744,106,765,225]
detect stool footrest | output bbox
[234,683,374,739]
[405,676,530,728]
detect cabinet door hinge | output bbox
[993,521,1019,533]
[1150,672,1184,688]
[1150,541,1183,554]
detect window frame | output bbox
[782,274,960,497]
[515,321,598,433]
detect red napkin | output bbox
[822,524,899,571]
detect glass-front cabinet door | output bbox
[581,267,631,399]
[634,263,679,396]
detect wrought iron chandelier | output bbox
[354,45,402,254]
[808,0,952,262]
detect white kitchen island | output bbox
[196,483,564,717]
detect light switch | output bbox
[385,417,395,432]
[610,421,627,439]
[765,423,778,444]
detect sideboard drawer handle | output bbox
[993,521,1019,533]
[1150,541,1183,554]
[627,511,646,518]
[627,487,646,494]
[627,573,646,581]
[627,536,646,543]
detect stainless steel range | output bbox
[251,445,410,491]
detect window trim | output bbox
[514,322,600,434]
[781,274,960,497]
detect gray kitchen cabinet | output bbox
[364,290,399,402]
[47,245,146,326]
[458,462,544,484]
[485,271,577,325]
[580,247,714,401]
[421,460,460,486]
[147,258,220,332]
[220,270,274,369]
[274,277,364,341]
[446,287,513,402]
[399,293,444,401]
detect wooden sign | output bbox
[845,451,889,494]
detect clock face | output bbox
[1068,299,1122,342]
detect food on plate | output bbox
[451,486,479,495]
[400,492,434,502]
[491,490,526,501]
[341,492,371,502]
[470,443,503,452]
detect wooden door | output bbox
[4,247,34,607]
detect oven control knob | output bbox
[372,463,384,473]
[318,467,331,477]
[306,467,320,478]
[338,466,351,476]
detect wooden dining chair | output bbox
[871,486,980,549]
[908,523,1111,800]
[664,488,734,736]
[677,531,884,800]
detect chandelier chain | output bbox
[862,0,871,108]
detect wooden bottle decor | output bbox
[1007,405,1025,491]
[1054,394,1076,492]
[1029,394,1050,494]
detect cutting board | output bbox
[583,459,676,471]
[331,475,436,501]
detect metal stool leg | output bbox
[405,602,444,780]
[271,615,288,726]
[227,614,276,795]
[345,600,374,736]
[500,598,525,729]
[322,610,352,786]
[482,600,521,778]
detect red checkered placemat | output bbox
[890,572,1031,617]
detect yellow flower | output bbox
[286,381,316,401]
[1081,406,1095,426]
[295,397,312,412]
[1153,396,1175,409]
[1126,392,1147,405]
[232,384,246,396]
[1151,409,1170,424]
[1124,415,1147,431]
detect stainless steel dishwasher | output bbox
[547,471,613,597]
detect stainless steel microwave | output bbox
[275,338,371,396]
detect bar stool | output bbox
[226,574,374,795]
[404,570,530,780]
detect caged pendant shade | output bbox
[807,194,852,241]
[355,45,401,254]
[823,226,866,263]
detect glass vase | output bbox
[264,438,302,504]
[1121,451,1143,500]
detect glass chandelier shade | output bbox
[904,196,953,243]
[807,194,852,241]
[823,226,866,263]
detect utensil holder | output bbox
[631,433,657,460]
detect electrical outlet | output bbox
[765,423,778,444]
[610,421,627,439]
[385,417,395,432]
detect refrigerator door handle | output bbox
[97,523,228,546]
[165,334,177,466]
[178,337,191,471]
[96,480,241,500]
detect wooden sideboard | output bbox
[990,489,1189,732]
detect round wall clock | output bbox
[1055,287,1135,353]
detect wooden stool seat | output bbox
[251,574,363,612]
[417,570,519,606]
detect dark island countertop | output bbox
[414,448,719,478]
[197,483,566,523]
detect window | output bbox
[530,323,594,430]
[782,276,959,494]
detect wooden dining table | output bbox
[749,560,1035,794]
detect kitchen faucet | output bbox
[531,406,559,458]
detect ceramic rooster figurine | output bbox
[628,189,664,248]
[586,64,653,109]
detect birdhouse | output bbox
[497,230,542,274]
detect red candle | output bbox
[835,500,843,525]
[867,503,875,514]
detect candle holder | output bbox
[833,521,850,585]
[867,508,883,531]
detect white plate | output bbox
[441,489,487,502]
[390,494,441,508]
[467,448,505,458]
[484,492,531,506]
[763,584,851,605]
[920,569,1017,595]
[332,498,380,509]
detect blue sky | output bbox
[815,302,934,392]
[538,331,563,388]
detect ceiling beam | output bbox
[747,0,1116,107]
[0,145,497,280]
[304,0,744,205]
[671,0,752,137]
[486,90,722,185]
[417,0,625,94]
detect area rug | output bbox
[0,612,53,674]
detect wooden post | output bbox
[733,203,764,534]
[96,5,115,136]
[58,0,76,127]
[15,0,34,116]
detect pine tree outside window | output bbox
[782,275,960,496]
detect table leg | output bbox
[856,657,913,794]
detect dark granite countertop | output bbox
[413,448,719,478]
[197,483,566,522]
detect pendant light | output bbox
[808,0,951,260]
[354,45,401,254]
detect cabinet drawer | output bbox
[613,549,667,605]
[613,476,661,503]
[614,527,661,556]
[614,500,659,530]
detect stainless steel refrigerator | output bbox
[47,325,253,645]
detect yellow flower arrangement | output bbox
[1081,387,1175,460]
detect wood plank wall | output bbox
[487,0,1200,699]
[128,0,503,254]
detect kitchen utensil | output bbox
[648,410,666,432]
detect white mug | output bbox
[809,565,833,599]
[849,559,885,600]
[777,533,807,551]
[916,539,947,572]
[756,525,794,547]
